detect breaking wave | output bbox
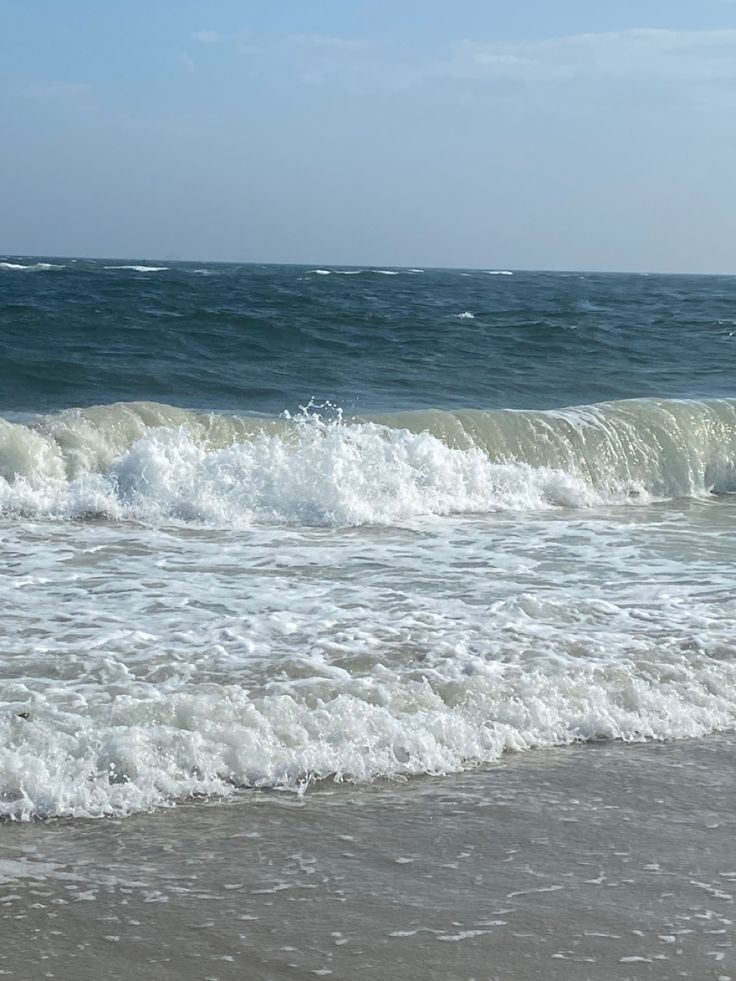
[0,397,734,527]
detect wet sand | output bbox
[2,736,735,980]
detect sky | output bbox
[1,0,736,272]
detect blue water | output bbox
[2,259,735,414]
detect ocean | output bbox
[2,257,736,979]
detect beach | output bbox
[3,736,735,980]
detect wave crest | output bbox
[0,398,734,526]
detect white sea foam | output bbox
[3,583,736,819]
[309,268,403,277]
[0,262,64,271]
[103,265,168,272]
[486,270,513,276]
[456,312,476,320]
[311,269,365,276]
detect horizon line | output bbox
[2,252,735,278]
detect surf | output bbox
[0,397,734,526]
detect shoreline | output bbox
[2,735,735,980]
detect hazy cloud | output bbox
[282,33,367,53]
[193,30,221,44]
[178,52,196,73]
[441,29,736,90]
[20,80,92,101]
[189,27,736,103]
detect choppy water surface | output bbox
[1,258,735,818]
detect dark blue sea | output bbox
[2,259,735,414]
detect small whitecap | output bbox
[103,265,168,272]
[0,261,64,271]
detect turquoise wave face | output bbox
[1,260,735,415]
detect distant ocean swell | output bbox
[0,397,734,526]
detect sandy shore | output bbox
[2,735,735,980]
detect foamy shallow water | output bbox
[2,485,736,819]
